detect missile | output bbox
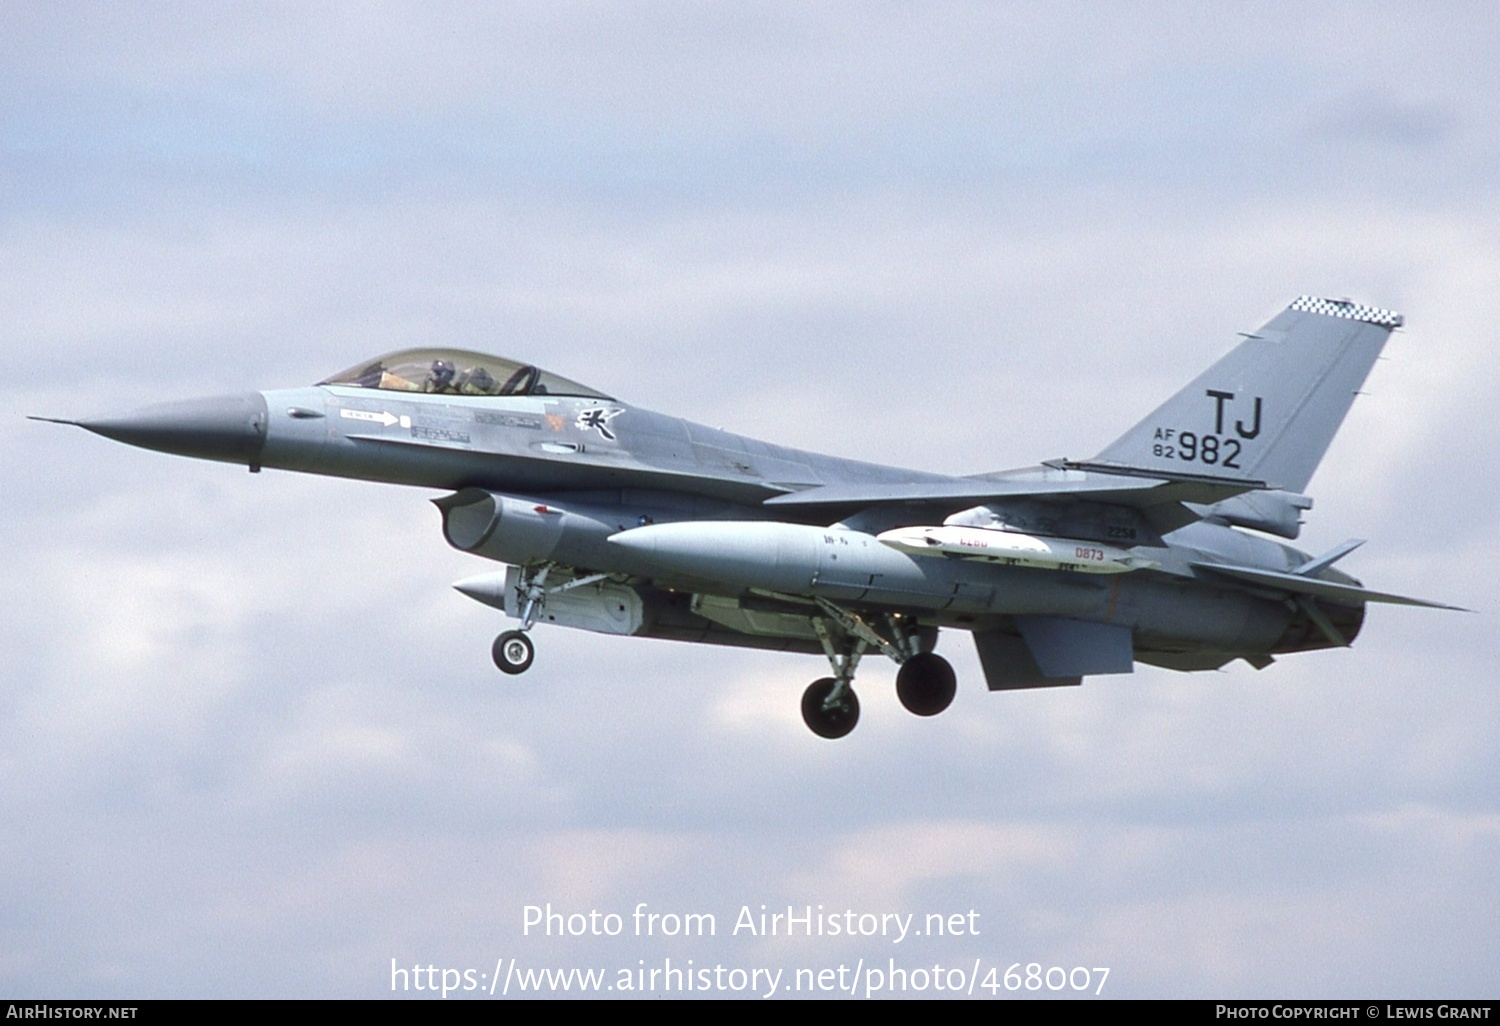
[876,525,1155,574]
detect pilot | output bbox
[424,359,457,393]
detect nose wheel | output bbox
[492,630,535,674]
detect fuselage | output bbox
[262,384,952,504]
[74,376,1356,668]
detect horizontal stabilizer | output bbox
[1195,562,1467,610]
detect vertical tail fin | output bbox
[1089,297,1403,493]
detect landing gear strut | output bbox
[490,563,552,676]
[800,617,866,738]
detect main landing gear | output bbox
[799,600,956,739]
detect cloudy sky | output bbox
[2,1,1496,999]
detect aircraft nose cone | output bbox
[76,392,269,466]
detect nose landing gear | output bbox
[487,563,619,676]
[489,563,552,676]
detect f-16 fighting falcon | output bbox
[36,296,1461,738]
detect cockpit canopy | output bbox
[319,348,613,400]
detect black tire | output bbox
[895,653,957,716]
[801,677,860,739]
[492,630,535,675]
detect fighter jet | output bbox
[36,296,1461,738]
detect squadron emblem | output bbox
[576,407,624,440]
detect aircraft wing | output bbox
[763,465,1262,512]
[1194,562,1468,610]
